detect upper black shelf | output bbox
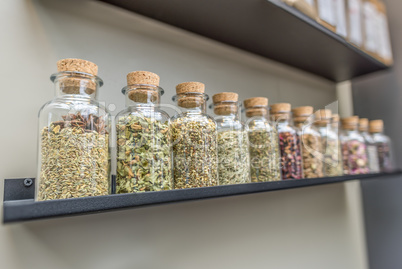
[100,0,389,82]
[3,172,401,224]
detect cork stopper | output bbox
[359,118,369,132]
[175,82,206,108]
[126,71,160,103]
[341,116,359,130]
[332,114,340,123]
[314,109,332,125]
[213,92,239,115]
[370,120,384,133]
[56,58,98,95]
[244,97,268,109]
[270,103,291,114]
[176,82,205,94]
[57,58,98,75]
[243,97,268,117]
[212,92,238,104]
[292,106,313,123]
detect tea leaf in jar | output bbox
[171,117,218,189]
[248,130,281,182]
[116,114,173,193]
[217,130,250,185]
[38,113,110,201]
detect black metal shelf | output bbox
[3,172,401,224]
[100,0,390,82]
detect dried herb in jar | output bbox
[341,140,369,175]
[116,114,172,193]
[248,130,281,182]
[171,117,218,189]
[218,130,250,185]
[279,132,303,179]
[38,112,109,200]
[322,137,343,176]
[300,133,324,178]
[377,142,392,172]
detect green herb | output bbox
[38,113,109,201]
[217,130,250,185]
[322,137,343,176]
[116,114,172,193]
[171,117,218,188]
[248,130,281,182]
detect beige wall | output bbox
[0,1,367,268]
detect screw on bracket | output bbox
[24,178,33,187]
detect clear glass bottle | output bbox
[245,97,281,182]
[340,116,369,175]
[293,106,324,178]
[315,110,343,177]
[171,82,218,188]
[370,120,394,172]
[115,71,172,193]
[359,118,380,173]
[37,59,111,201]
[211,92,250,185]
[331,114,344,176]
[271,103,303,180]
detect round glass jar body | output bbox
[272,111,303,180]
[36,72,111,201]
[294,118,324,178]
[246,107,281,182]
[213,101,250,185]
[316,122,343,176]
[371,131,393,172]
[171,92,218,189]
[115,85,172,193]
[340,127,369,175]
[360,130,380,173]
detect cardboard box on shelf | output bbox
[376,1,393,65]
[346,0,364,47]
[315,0,337,32]
[334,0,348,37]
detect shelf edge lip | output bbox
[3,171,401,224]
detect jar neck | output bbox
[173,92,208,114]
[271,112,293,126]
[122,85,163,108]
[52,71,102,100]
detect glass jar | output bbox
[359,118,380,173]
[330,114,344,176]
[315,110,343,177]
[293,106,324,178]
[271,103,303,180]
[340,116,369,175]
[115,71,172,193]
[370,120,394,172]
[37,59,111,201]
[212,93,250,185]
[171,82,218,188]
[244,97,281,182]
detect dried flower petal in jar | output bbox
[37,59,111,201]
[293,106,324,178]
[340,116,369,175]
[171,82,218,189]
[245,97,281,182]
[271,103,302,180]
[115,71,172,193]
[212,92,250,185]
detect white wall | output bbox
[0,1,367,268]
